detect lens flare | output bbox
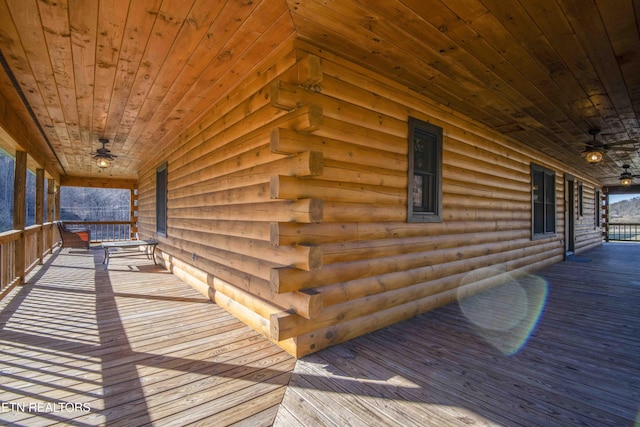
[457,267,549,355]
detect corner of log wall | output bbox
[137,43,604,359]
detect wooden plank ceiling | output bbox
[0,0,638,185]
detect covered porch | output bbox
[2,0,640,360]
[0,242,637,426]
[0,244,297,426]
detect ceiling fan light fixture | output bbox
[583,129,605,163]
[584,150,603,163]
[619,164,635,186]
[96,156,111,168]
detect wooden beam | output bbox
[603,184,640,195]
[130,186,137,239]
[171,149,324,201]
[169,227,323,272]
[60,175,137,189]
[169,198,323,224]
[270,127,406,170]
[270,175,405,204]
[161,245,323,319]
[35,168,44,225]
[0,78,61,181]
[279,53,323,87]
[47,178,55,250]
[35,168,44,264]
[54,184,60,221]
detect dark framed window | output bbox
[407,117,442,222]
[531,163,556,237]
[595,190,601,227]
[578,182,584,216]
[156,162,168,237]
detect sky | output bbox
[609,194,640,204]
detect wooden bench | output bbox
[102,240,159,267]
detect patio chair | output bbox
[57,222,91,249]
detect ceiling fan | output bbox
[91,138,117,168]
[618,164,640,186]
[582,129,636,163]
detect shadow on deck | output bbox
[0,246,295,426]
[0,243,638,426]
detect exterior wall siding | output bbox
[138,40,603,357]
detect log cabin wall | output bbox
[137,39,603,358]
[574,182,605,250]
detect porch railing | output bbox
[0,222,59,298]
[0,230,18,294]
[1,221,136,299]
[607,223,640,241]
[62,221,137,242]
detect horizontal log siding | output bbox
[138,46,328,351]
[270,43,602,356]
[574,182,604,252]
[138,42,602,358]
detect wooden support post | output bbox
[131,186,138,239]
[36,168,44,264]
[603,193,610,242]
[13,151,26,285]
[47,178,55,252]
[55,184,60,221]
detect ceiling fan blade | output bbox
[605,140,637,147]
[117,156,140,162]
[607,147,636,152]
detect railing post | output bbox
[36,168,44,264]
[607,223,640,241]
[55,184,60,222]
[13,151,26,285]
[131,186,138,239]
[47,178,55,251]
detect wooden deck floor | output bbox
[275,243,640,426]
[0,246,296,426]
[1,243,638,426]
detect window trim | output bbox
[578,182,584,217]
[407,117,443,223]
[531,163,556,239]
[156,162,168,237]
[595,189,601,228]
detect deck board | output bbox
[0,246,296,426]
[275,242,640,426]
[1,243,639,426]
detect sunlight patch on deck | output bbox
[458,268,548,355]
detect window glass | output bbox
[531,164,556,237]
[578,182,584,216]
[408,118,442,222]
[595,190,600,227]
[156,163,168,236]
